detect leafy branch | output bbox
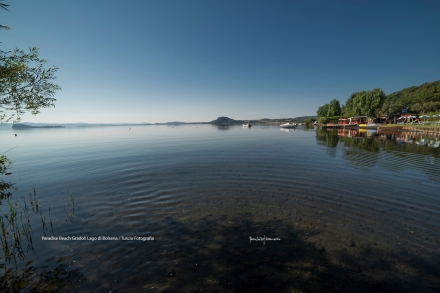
[0,47,61,123]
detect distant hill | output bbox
[12,123,65,129]
[210,116,316,125]
[283,116,316,122]
[384,80,440,113]
[211,117,238,125]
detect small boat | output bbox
[280,122,297,128]
[358,123,379,129]
[243,122,252,127]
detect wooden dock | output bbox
[322,123,344,128]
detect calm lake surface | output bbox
[1,124,439,292]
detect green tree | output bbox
[304,118,314,127]
[327,99,341,117]
[0,1,8,10]
[0,1,10,30]
[317,117,328,124]
[344,88,386,117]
[344,92,360,117]
[380,99,401,116]
[341,104,346,116]
[1,48,61,123]
[385,80,440,113]
[316,103,329,118]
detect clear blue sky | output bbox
[2,0,440,123]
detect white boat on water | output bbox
[243,123,252,127]
[280,122,297,128]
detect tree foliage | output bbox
[341,104,346,116]
[304,118,314,127]
[316,103,329,118]
[317,117,328,124]
[410,101,440,113]
[316,99,341,118]
[328,99,341,117]
[384,80,440,114]
[343,88,386,117]
[0,1,9,10]
[0,47,61,123]
[0,1,10,30]
[316,80,440,119]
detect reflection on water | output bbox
[1,125,439,292]
[217,125,231,131]
[316,128,440,181]
[279,128,297,133]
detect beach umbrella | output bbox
[420,115,430,122]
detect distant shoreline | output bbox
[1,116,316,127]
[12,123,65,129]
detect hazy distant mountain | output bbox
[210,116,316,125]
[211,117,239,125]
[12,123,65,129]
[21,122,64,125]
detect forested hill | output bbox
[315,80,440,119]
[384,80,440,113]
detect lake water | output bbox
[1,125,439,292]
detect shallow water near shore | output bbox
[1,125,440,292]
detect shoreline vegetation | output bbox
[315,80,440,126]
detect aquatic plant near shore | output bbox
[0,155,17,202]
[0,188,59,265]
[0,198,34,265]
[64,190,75,223]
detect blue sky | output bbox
[2,0,440,123]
